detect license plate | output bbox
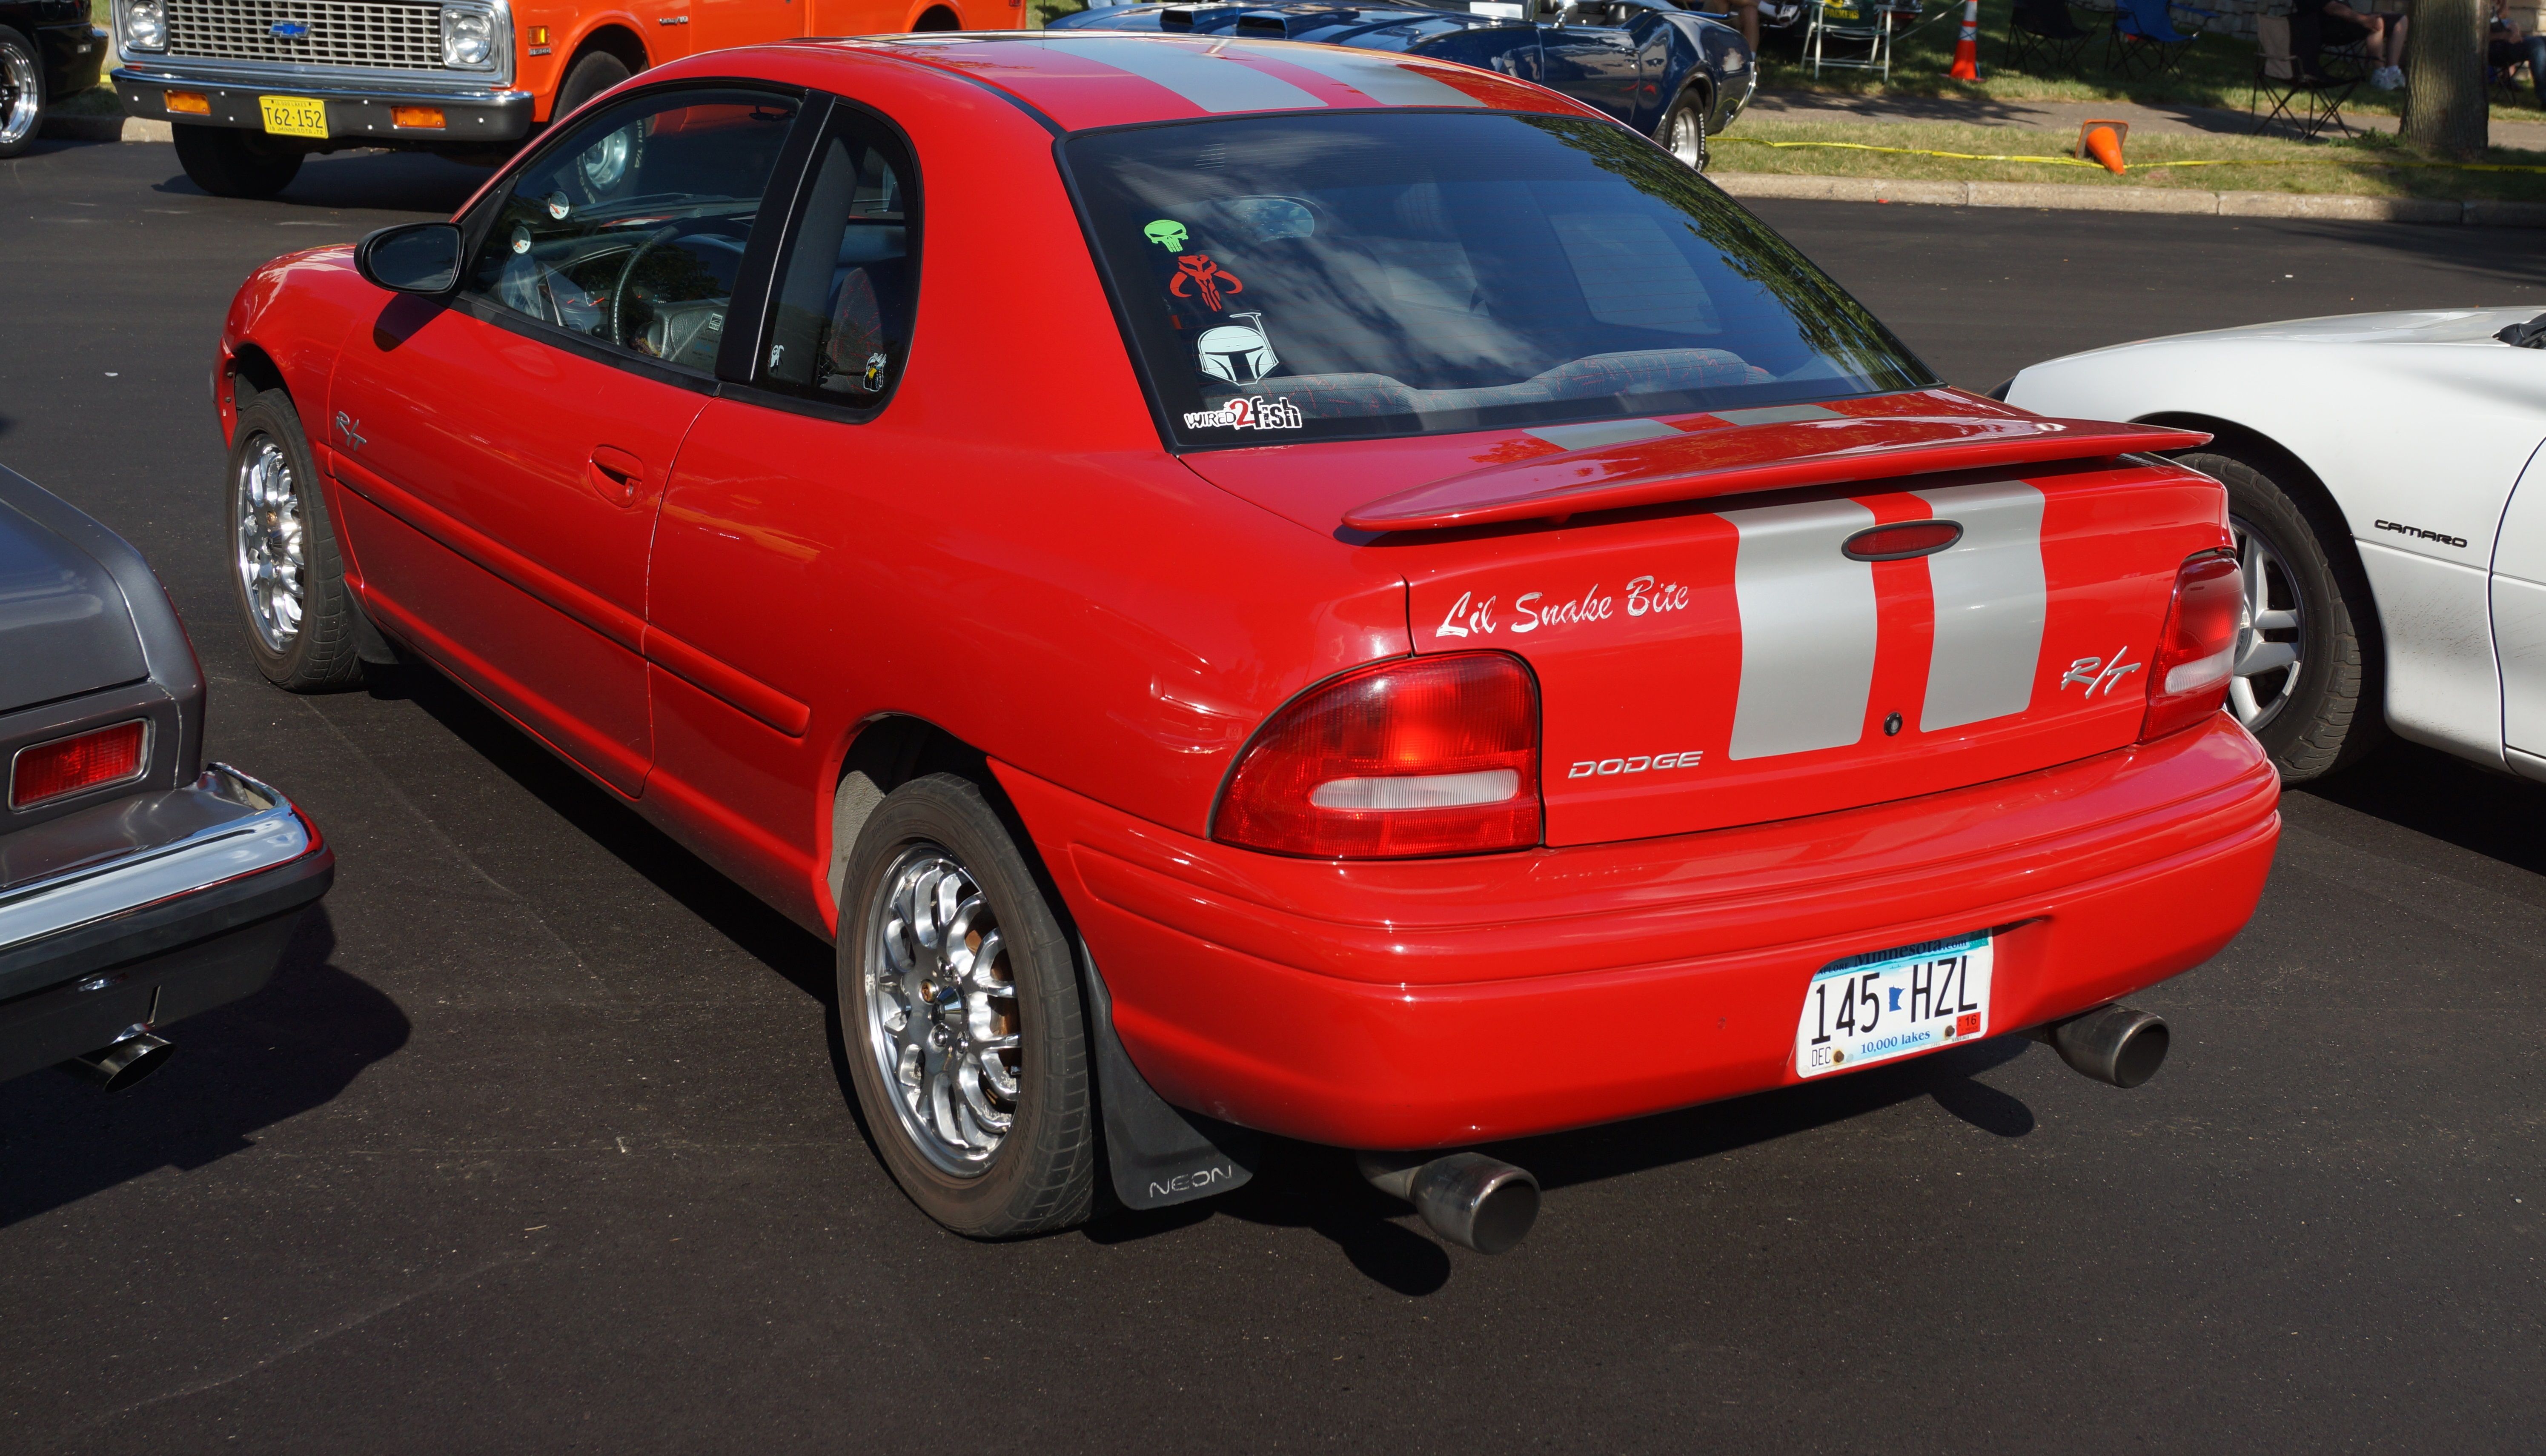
[258,95,329,138]
[1794,932,1993,1078]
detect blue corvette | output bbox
[1045,0,1756,170]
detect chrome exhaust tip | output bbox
[1357,1150,1541,1255]
[60,1030,176,1093]
[2030,1003,2169,1088]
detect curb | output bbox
[38,114,172,143]
[1709,171,2546,227]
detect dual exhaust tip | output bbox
[1355,1002,2166,1256]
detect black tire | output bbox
[226,393,366,691]
[838,774,1097,1238]
[0,27,43,161]
[2179,449,2383,782]
[173,123,303,199]
[1661,86,1710,172]
[552,49,633,124]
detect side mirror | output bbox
[355,222,463,296]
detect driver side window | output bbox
[464,88,801,373]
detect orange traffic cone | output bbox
[1948,0,1981,80]
[2077,119,2129,174]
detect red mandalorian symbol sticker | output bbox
[1169,254,1244,312]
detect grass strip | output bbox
[1713,117,2546,199]
[1751,0,2546,123]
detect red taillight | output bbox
[2141,552,2243,743]
[1214,653,1541,858]
[9,721,149,810]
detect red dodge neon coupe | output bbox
[215,32,2278,1253]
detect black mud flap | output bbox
[1083,949,1260,1211]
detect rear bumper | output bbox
[0,765,332,1085]
[37,23,109,98]
[995,715,2280,1150]
[114,64,534,144]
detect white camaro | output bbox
[2004,307,2546,783]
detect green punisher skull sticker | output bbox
[1143,218,1190,250]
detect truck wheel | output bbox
[552,49,632,124]
[174,123,303,199]
[0,27,42,160]
[227,392,365,690]
[839,774,1098,1239]
[2179,449,2382,781]
[1661,86,1710,172]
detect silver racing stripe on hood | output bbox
[1913,481,2047,732]
[1726,498,1879,760]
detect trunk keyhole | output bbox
[1884,712,1904,737]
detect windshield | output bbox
[1066,111,1934,449]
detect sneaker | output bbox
[2372,65,2403,90]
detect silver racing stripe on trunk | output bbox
[1727,498,1879,760]
[1912,481,2048,732]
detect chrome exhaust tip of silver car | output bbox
[1357,1150,1541,1255]
[2029,1003,2169,1089]
[60,1030,176,1093]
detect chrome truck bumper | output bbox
[114,62,534,143]
[0,765,333,1088]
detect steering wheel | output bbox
[608,216,753,359]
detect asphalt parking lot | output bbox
[5,137,2545,1453]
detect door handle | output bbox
[586,446,646,506]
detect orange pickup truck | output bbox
[109,0,1020,196]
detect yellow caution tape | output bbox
[1715,135,2546,174]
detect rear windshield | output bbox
[1065,111,1934,450]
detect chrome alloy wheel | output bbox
[1666,105,1707,170]
[2229,515,2306,731]
[861,845,1022,1176]
[233,437,307,652]
[0,37,37,152]
[578,124,633,195]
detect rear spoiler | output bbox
[1343,412,2212,533]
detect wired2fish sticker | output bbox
[1196,313,1279,387]
[1183,396,1303,431]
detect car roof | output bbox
[779,31,1589,133]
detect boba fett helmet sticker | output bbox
[1196,313,1278,386]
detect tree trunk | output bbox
[2403,0,2489,158]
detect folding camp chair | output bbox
[2004,0,2097,74]
[2105,0,2216,77]
[1806,0,1910,79]
[2250,13,2357,140]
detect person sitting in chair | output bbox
[1696,0,1760,49]
[2293,0,2409,89]
[2492,0,2546,107]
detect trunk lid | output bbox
[1185,390,2230,846]
[0,496,148,717]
